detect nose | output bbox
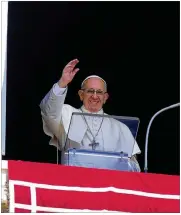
[92,91,98,99]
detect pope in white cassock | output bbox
[40,59,141,168]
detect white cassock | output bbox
[40,83,141,158]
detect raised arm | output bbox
[40,59,79,119]
[39,59,79,145]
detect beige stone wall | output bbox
[1,161,9,212]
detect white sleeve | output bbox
[132,140,141,155]
[118,122,141,157]
[53,83,67,96]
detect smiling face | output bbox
[78,77,109,112]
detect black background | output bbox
[4,1,180,175]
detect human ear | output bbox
[103,93,109,104]
[78,90,84,101]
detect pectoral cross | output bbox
[89,140,99,150]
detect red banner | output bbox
[8,160,180,213]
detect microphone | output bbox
[144,103,180,173]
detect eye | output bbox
[97,90,104,95]
[87,89,94,94]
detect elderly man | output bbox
[40,59,141,167]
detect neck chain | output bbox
[80,108,104,150]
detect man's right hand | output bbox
[58,59,79,88]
